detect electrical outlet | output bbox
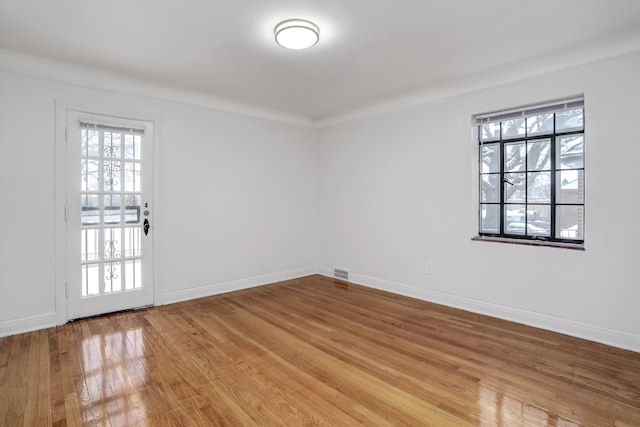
[426,263,433,275]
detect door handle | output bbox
[144,218,150,235]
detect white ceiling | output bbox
[1,0,640,124]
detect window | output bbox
[476,97,584,244]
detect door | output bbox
[66,111,154,319]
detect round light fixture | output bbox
[274,19,319,50]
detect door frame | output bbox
[55,99,163,325]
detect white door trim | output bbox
[55,99,163,325]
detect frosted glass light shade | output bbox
[274,19,319,50]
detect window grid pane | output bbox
[478,103,584,243]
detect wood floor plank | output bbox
[1,275,639,426]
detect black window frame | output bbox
[477,98,585,245]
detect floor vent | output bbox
[333,267,349,281]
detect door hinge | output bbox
[65,282,69,297]
[65,127,68,143]
[64,203,68,223]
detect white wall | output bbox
[1,49,639,352]
[0,69,319,335]
[318,52,640,351]
[157,101,319,302]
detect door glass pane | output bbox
[81,229,100,262]
[82,263,100,297]
[104,161,121,191]
[81,194,100,225]
[104,261,122,293]
[557,170,584,203]
[527,139,551,171]
[104,195,121,224]
[81,159,100,191]
[124,227,141,257]
[528,172,550,203]
[103,132,122,158]
[125,260,142,290]
[125,196,141,224]
[557,205,584,240]
[124,162,141,192]
[124,134,142,160]
[82,129,100,157]
[125,195,141,224]
[104,228,122,260]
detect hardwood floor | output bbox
[1,275,639,426]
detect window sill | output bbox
[471,236,585,250]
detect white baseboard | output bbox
[6,267,638,353]
[317,267,640,353]
[0,312,57,338]
[1,267,317,337]
[162,266,318,305]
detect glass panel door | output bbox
[67,111,153,319]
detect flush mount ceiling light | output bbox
[274,19,319,50]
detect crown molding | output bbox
[0,48,315,128]
[315,29,640,128]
